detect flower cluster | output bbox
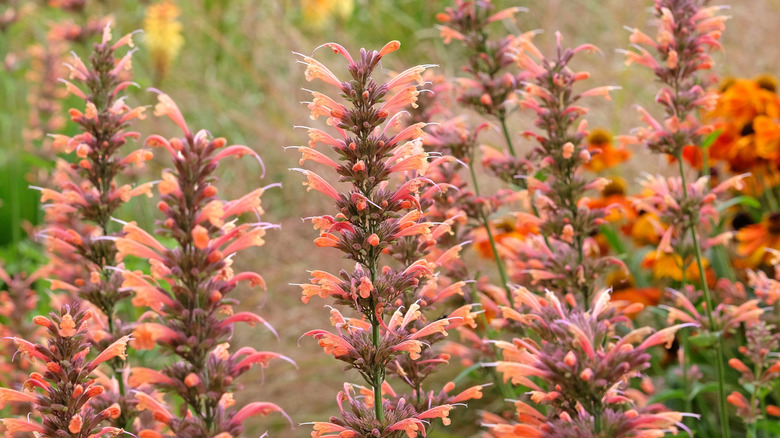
[633,173,745,286]
[436,0,526,130]
[0,303,130,437]
[488,288,689,436]
[624,0,725,159]
[0,265,48,390]
[116,93,291,437]
[709,76,780,173]
[22,4,109,156]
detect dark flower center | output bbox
[768,212,780,235]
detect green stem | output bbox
[682,333,692,427]
[761,394,769,438]
[499,115,517,157]
[677,157,731,438]
[372,318,383,423]
[498,107,553,252]
[748,362,763,438]
[680,256,693,432]
[748,422,757,438]
[594,407,602,434]
[467,283,514,400]
[469,161,513,305]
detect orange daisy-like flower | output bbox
[630,212,666,247]
[606,271,661,318]
[737,212,780,268]
[582,177,636,225]
[708,77,780,171]
[641,251,712,285]
[474,216,538,260]
[582,128,631,173]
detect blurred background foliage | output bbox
[1,0,779,436]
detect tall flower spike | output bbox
[37,25,148,429]
[625,2,731,435]
[437,0,529,153]
[143,0,184,84]
[503,31,621,304]
[294,41,462,436]
[435,0,540,304]
[121,93,292,437]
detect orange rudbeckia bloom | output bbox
[606,271,661,318]
[582,177,636,225]
[708,77,780,171]
[583,128,631,173]
[473,216,537,259]
[641,251,714,286]
[630,212,666,247]
[737,212,780,268]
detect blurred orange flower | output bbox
[583,128,631,173]
[606,271,661,317]
[630,212,666,247]
[583,177,636,225]
[642,251,712,285]
[709,77,780,171]
[473,216,537,259]
[737,212,780,268]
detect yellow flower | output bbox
[143,0,184,82]
[302,0,354,29]
[642,251,709,284]
[630,213,665,247]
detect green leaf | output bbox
[717,195,761,212]
[709,244,736,281]
[689,381,721,401]
[701,129,723,149]
[600,225,627,254]
[754,419,780,435]
[533,170,547,182]
[452,362,486,385]
[688,331,718,347]
[648,389,686,404]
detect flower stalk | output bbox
[625,1,731,434]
